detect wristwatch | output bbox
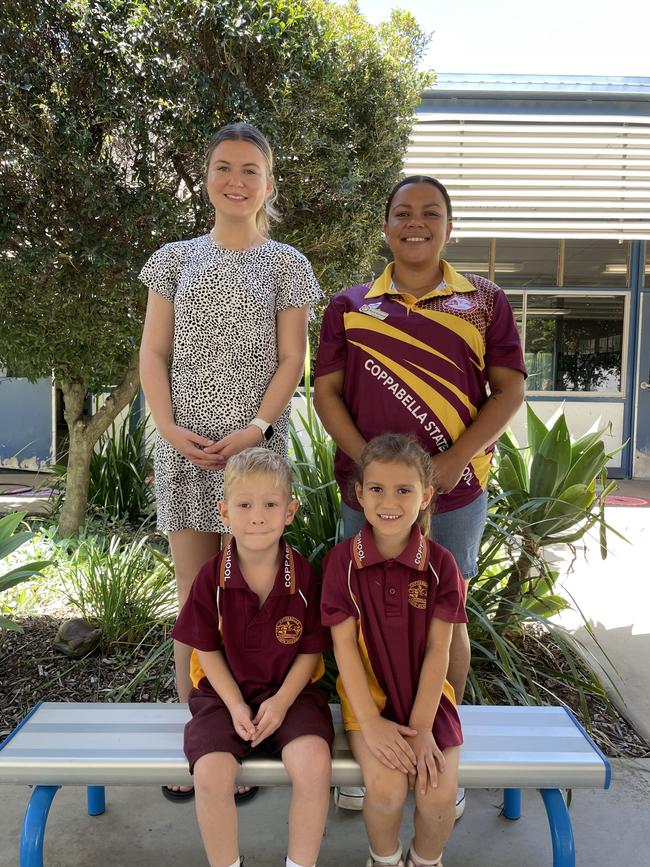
[248,417,274,442]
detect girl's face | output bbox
[384,182,452,269]
[355,460,433,541]
[206,139,274,225]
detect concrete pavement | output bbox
[1,761,649,867]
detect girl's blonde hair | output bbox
[356,434,436,535]
[204,122,280,237]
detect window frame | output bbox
[504,288,630,398]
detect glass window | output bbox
[524,294,625,393]
[505,292,524,338]
[445,238,490,275]
[564,240,629,287]
[495,239,558,287]
[645,241,650,288]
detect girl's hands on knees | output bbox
[251,694,289,748]
[229,702,256,741]
[205,427,264,463]
[361,717,418,773]
[406,729,446,795]
[160,424,221,469]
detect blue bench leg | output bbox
[87,786,105,816]
[20,785,60,867]
[539,788,575,867]
[503,788,521,820]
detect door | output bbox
[633,292,650,478]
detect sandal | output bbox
[161,784,195,802]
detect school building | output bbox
[408,74,650,479]
[2,74,650,478]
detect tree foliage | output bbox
[0,0,431,530]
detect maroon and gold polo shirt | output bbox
[315,260,526,514]
[321,522,467,749]
[172,541,330,705]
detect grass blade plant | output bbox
[285,349,341,570]
[60,535,176,646]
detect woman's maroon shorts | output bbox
[184,684,334,772]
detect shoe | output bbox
[405,852,442,867]
[235,786,259,804]
[365,859,404,867]
[161,785,195,802]
[455,787,465,820]
[334,785,365,810]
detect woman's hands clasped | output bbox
[161,424,263,470]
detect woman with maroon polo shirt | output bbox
[314,175,525,816]
[322,435,467,867]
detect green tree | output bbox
[0,0,430,533]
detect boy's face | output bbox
[219,473,298,553]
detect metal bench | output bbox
[0,701,610,867]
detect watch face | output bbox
[264,425,274,442]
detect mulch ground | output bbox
[1,614,649,759]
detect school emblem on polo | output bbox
[442,293,478,313]
[408,580,428,609]
[275,616,303,644]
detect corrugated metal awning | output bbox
[405,113,650,239]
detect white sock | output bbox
[286,858,315,867]
[369,842,403,865]
[408,843,443,866]
[228,860,240,867]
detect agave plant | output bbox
[0,511,51,632]
[488,403,618,626]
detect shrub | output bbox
[59,535,176,646]
[0,512,51,632]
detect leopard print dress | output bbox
[139,234,321,533]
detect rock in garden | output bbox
[53,619,102,658]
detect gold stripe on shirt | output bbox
[413,306,486,364]
[343,311,462,372]
[365,260,477,300]
[351,342,469,441]
[339,622,387,731]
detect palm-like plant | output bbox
[488,404,618,626]
[0,511,51,632]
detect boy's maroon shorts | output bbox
[184,684,335,772]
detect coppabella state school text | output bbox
[364,358,474,487]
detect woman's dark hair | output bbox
[384,175,452,222]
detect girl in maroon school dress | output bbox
[321,434,467,867]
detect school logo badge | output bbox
[275,616,303,645]
[408,580,428,609]
[442,294,478,313]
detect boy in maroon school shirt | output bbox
[172,449,334,867]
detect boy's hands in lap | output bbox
[251,694,290,747]
[406,729,446,794]
[361,717,418,773]
[230,702,257,741]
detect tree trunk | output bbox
[57,351,141,535]
[494,536,538,627]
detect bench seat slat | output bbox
[0,702,609,791]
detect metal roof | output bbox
[408,76,650,238]
[424,73,650,100]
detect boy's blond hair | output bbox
[223,448,293,498]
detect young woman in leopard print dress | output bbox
[139,124,321,799]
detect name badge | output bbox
[359,303,388,320]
